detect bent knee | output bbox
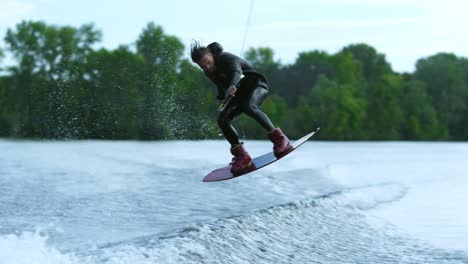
[244,104,260,115]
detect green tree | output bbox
[0,48,7,136]
[0,46,4,69]
[4,21,101,138]
[275,51,332,105]
[340,44,405,139]
[362,74,403,139]
[341,43,392,82]
[2,20,468,142]
[296,76,365,140]
[414,53,468,139]
[136,22,184,139]
[172,59,218,139]
[285,50,365,138]
[399,78,447,140]
[244,47,281,79]
[83,46,144,139]
[0,77,9,137]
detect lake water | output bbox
[1,139,468,263]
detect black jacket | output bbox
[205,42,267,100]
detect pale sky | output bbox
[0,0,467,72]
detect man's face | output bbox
[197,53,216,73]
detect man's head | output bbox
[191,41,216,73]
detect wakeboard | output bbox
[203,127,320,182]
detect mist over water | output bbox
[1,139,468,263]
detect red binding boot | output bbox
[230,143,253,175]
[268,128,293,158]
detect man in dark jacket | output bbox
[191,41,292,175]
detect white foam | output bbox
[0,231,77,264]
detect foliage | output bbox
[1,21,467,141]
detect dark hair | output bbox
[190,40,210,62]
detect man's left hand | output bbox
[226,85,237,97]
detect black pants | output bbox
[217,87,275,146]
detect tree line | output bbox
[1,21,467,140]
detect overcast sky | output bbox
[1,0,467,72]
